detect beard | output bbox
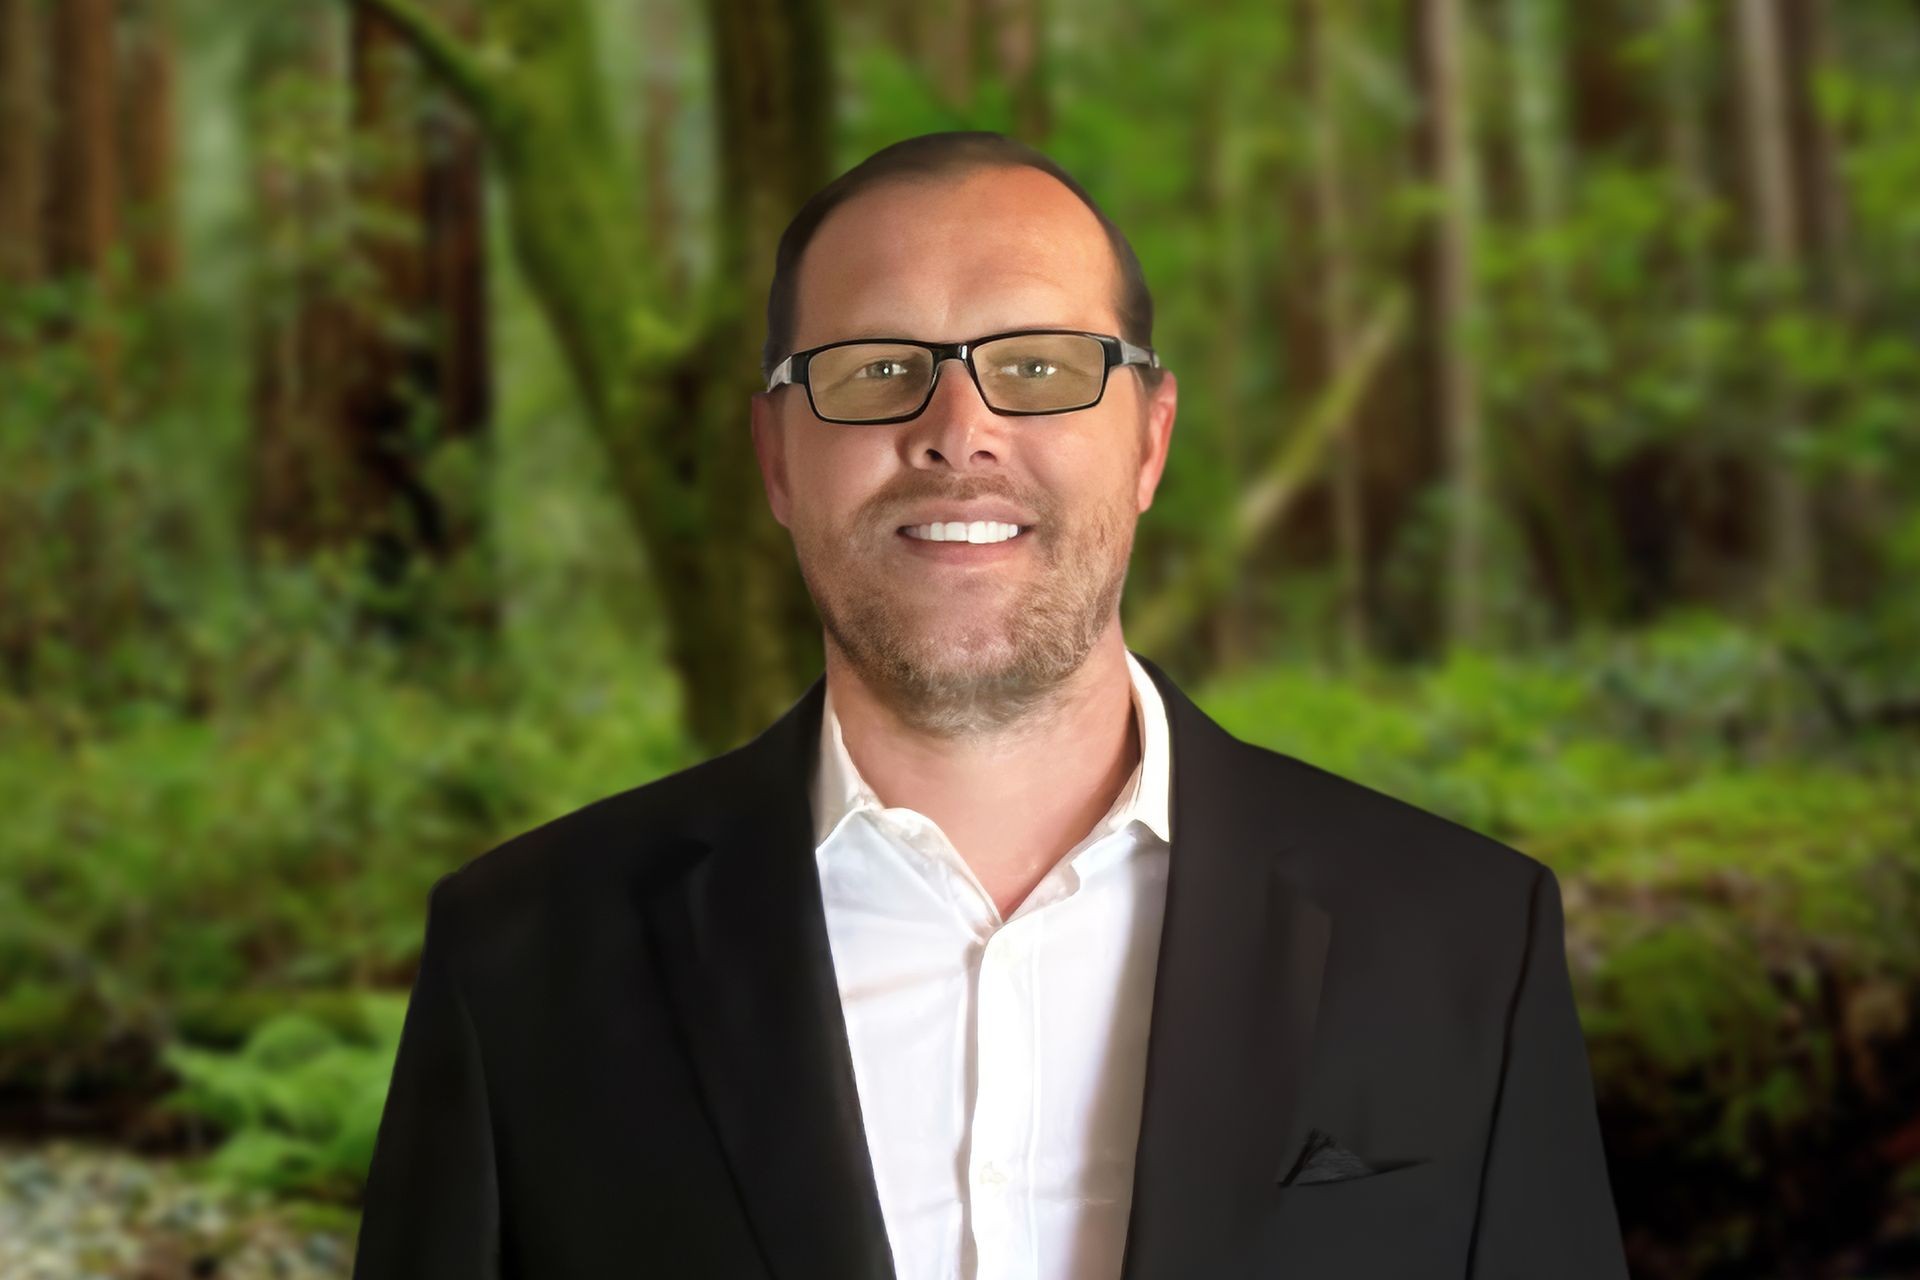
[791,477,1136,739]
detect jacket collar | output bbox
[633,651,1330,1280]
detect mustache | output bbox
[863,479,1048,525]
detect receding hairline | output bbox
[786,163,1125,345]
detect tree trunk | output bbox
[1298,0,1367,662]
[930,0,976,109]
[1412,0,1487,648]
[1781,0,1882,609]
[343,1,495,633]
[120,0,179,294]
[696,0,836,739]
[1780,0,1856,314]
[36,0,125,683]
[44,0,120,279]
[976,0,1049,140]
[1732,0,1817,615]
[116,0,183,425]
[0,0,45,687]
[1652,0,1739,607]
[0,0,45,289]
[1655,0,1711,309]
[43,0,122,394]
[417,3,493,628]
[1497,0,1630,631]
[1565,0,1652,163]
[638,0,692,308]
[243,6,364,559]
[1197,45,1252,670]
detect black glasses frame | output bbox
[763,327,1161,425]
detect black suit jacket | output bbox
[352,652,1629,1279]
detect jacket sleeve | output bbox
[1467,864,1630,1279]
[352,879,502,1280]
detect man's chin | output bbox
[839,619,1033,690]
[891,633,1024,686]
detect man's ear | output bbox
[1135,369,1178,514]
[749,391,792,529]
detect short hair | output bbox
[761,131,1166,396]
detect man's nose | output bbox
[907,354,1006,468]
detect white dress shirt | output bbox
[811,651,1173,1280]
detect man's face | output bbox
[750,166,1178,735]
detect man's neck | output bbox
[825,631,1142,922]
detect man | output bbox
[352,131,1629,1279]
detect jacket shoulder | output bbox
[422,741,753,930]
[1222,736,1563,1012]
[1230,733,1550,905]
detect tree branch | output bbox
[1236,289,1406,543]
[347,0,498,123]
[1130,290,1408,656]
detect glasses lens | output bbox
[974,333,1106,412]
[807,343,936,422]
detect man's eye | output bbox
[1006,359,1058,379]
[857,360,911,380]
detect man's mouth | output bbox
[898,521,1031,545]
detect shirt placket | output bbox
[969,907,1038,1280]
[894,811,1053,1280]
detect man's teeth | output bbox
[902,521,1026,544]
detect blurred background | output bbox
[0,0,1916,1275]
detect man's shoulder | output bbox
[1143,652,1547,913]
[1223,730,1551,919]
[1218,734,1563,1004]
[423,739,754,931]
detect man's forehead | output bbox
[796,280,1119,349]
[825,283,1111,342]
[791,171,1120,347]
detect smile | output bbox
[898,522,1029,544]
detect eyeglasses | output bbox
[764,328,1160,425]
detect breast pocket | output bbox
[1257,1158,1469,1277]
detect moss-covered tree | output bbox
[352,0,832,753]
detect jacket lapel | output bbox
[1120,654,1333,1279]
[635,676,898,1280]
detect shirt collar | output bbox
[810,649,1173,852]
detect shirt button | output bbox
[977,1162,1007,1187]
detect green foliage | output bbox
[0,603,691,1078]
[159,1000,407,1200]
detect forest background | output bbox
[1,0,1917,1276]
